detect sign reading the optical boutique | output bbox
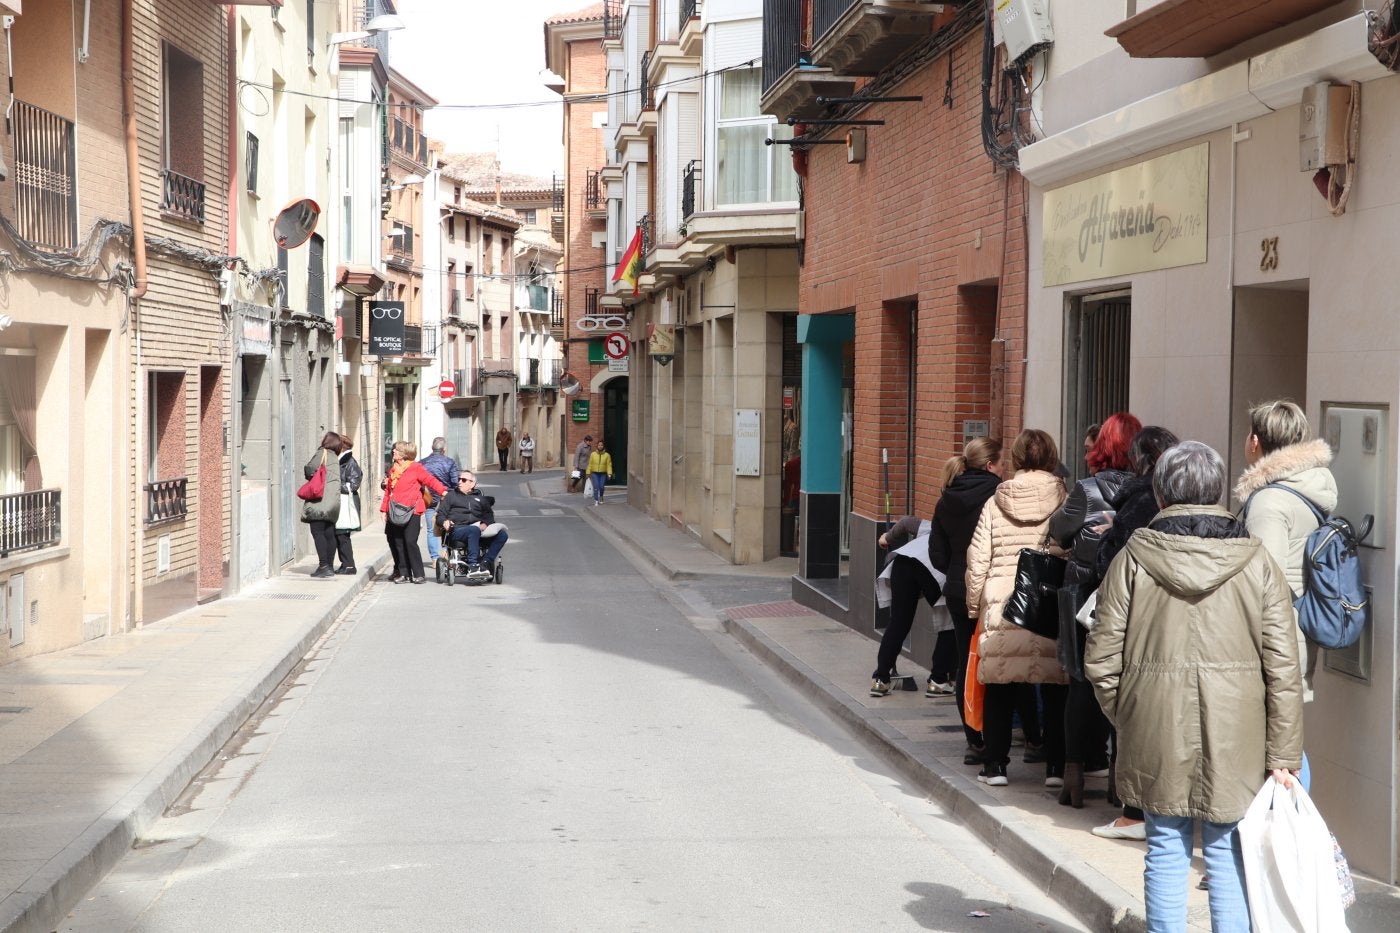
[1042,143,1209,287]
[368,301,406,356]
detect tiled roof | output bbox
[440,151,551,191]
[545,2,604,25]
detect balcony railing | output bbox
[522,284,551,312]
[161,169,207,224]
[404,324,422,356]
[551,290,565,329]
[585,286,600,318]
[681,0,699,32]
[448,292,461,319]
[585,169,604,211]
[0,489,62,558]
[813,0,856,40]
[551,174,565,212]
[13,100,77,250]
[523,357,542,388]
[682,160,700,223]
[604,0,622,39]
[144,478,187,527]
[639,50,653,111]
[762,0,805,94]
[639,214,652,259]
[544,357,565,388]
[421,324,439,357]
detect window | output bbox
[521,208,537,224]
[245,132,259,195]
[147,372,186,485]
[715,68,797,205]
[0,363,36,495]
[307,233,325,317]
[161,43,206,222]
[454,185,462,204]
[306,0,315,58]
[483,234,494,274]
[339,117,354,262]
[447,215,455,243]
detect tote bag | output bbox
[335,493,360,531]
[964,619,986,732]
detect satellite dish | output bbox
[559,371,581,396]
[272,198,322,249]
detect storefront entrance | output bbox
[603,377,628,484]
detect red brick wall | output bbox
[800,33,1028,521]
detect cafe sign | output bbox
[1042,143,1209,287]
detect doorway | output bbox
[1063,290,1131,482]
[1229,284,1309,488]
[603,377,629,484]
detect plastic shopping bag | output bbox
[964,619,985,732]
[1237,778,1349,932]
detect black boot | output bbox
[1058,762,1085,808]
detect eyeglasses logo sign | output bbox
[575,313,628,332]
[368,301,406,356]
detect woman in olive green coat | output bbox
[301,431,343,578]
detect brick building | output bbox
[762,2,1028,644]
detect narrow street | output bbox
[62,475,1085,932]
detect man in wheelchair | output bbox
[437,469,508,581]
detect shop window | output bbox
[716,67,798,206]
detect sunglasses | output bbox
[458,477,472,482]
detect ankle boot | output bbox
[1058,762,1085,808]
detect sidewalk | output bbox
[579,492,1400,933]
[0,530,393,933]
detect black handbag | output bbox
[1002,542,1066,640]
[1057,582,1094,680]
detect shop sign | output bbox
[368,301,405,356]
[734,409,760,477]
[571,399,591,422]
[1042,143,1209,287]
[239,308,272,355]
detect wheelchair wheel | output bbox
[494,561,504,585]
[445,561,455,587]
[434,557,444,583]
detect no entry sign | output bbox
[438,379,456,401]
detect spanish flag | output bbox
[612,226,643,295]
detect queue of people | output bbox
[867,400,1335,932]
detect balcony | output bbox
[0,489,62,558]
[603,0,622,40]
[12,100,77,250]
[387,223,414,268]
[450,368,485,399]
[551,174,565,212]
[522,357,542,388]
[639,51,654,111]
[681,160,700,225]
[811,0,950,78]
[585,169,605,215]
[585,286,600,320]
[143,479,187,527]
[760,0,855,122]
[161,169,207,224]
[518,284,552,315]
[551,290,565,329]
[639,214,653,261]
[402,324,437,358]
[680,0,699,33]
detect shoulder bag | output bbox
[1002,535,1066,640]
[297,451,327,502]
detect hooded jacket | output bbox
[1085,504,1303,823]
[1050,469,1132,588]
[928,468,1000,602]
[1233,437,1337,698]
[965,469,1069,685]
[1092,473,1158,581]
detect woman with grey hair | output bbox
[1086,440,1303,931]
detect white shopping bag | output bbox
[1237,779,1349,932]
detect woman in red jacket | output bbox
[380,440,447,583]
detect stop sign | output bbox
[438,379,456,401]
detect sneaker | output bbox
[1045,774,1065,788]
[869,679,892,697]
[1091,818,1147,841]
[1023,742,1047,764]
[1086,766,1111,779]
[977,763,1008,786]
[925,678,954,697]
[465,563,480,576]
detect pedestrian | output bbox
[1086,440,1303,932]
[964,428,1069,788]
[519,431,535,473]
[440,469,509,577]
[495,425,513,472]
[380,440,447,584]
[586,439,613,505]
[571,434,593,493]
[1087,425,1178,840]
[301,431,343,578]
[1049,411,1140,808]
[333,433,363,575]
[417,437,459,570]
[869,515,951,698]
[929,437,1004,764]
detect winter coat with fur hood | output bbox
[1233,437,1337,698]
[1085,504,1303,823]
[965,469,1069,685]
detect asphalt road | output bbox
[62,474,1087,932]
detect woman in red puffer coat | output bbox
[380,440,446,584]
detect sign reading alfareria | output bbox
[1042,143,1209,287]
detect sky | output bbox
[389,0,587,181]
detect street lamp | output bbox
[327,13,406,48]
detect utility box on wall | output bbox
[1299,82,1352,172]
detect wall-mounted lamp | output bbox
[328,13,406,49]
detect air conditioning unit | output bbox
[996,0,1054,66]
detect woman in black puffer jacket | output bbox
[929,437,1006,761]
[1049,412,1139,806]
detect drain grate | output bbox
[0,706,31,714]
[250,593,320,601]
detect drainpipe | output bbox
[225,4,242,594]
[122,0,148,300]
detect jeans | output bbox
[872,556,941,681]
[424,505,442,560]
[590,472,607,502]
[446,523,509,566]
[1144,812,1249,933]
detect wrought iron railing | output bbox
[448,293,461,319]
[544,358,565,387]
[161,169,207,223]
[639,214,652,259]
[551,290,565,329]
[762,0,805,94]
[524,358,542,387]
[639,51,653,111]
[0,489,62,558]
[143,479,187,527]
[813,0,857,42]
[682,160,701,222]
[404,324,423,356]
[585,287,600,318]
[585,169,604,211]
[551,174,565,212]
[603,0,623,39]
[12,100,77,249]
[681,0,699,32]
[421,324,439,357]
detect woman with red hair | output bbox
[1050,411,1142,806]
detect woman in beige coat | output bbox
[1086,441,1302,932]
[965,429,1069,787]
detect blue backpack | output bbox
[1245,483,1372,650]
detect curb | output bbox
[579,501,694,582]
[720,611,1147,933]
[1,549,393,933]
